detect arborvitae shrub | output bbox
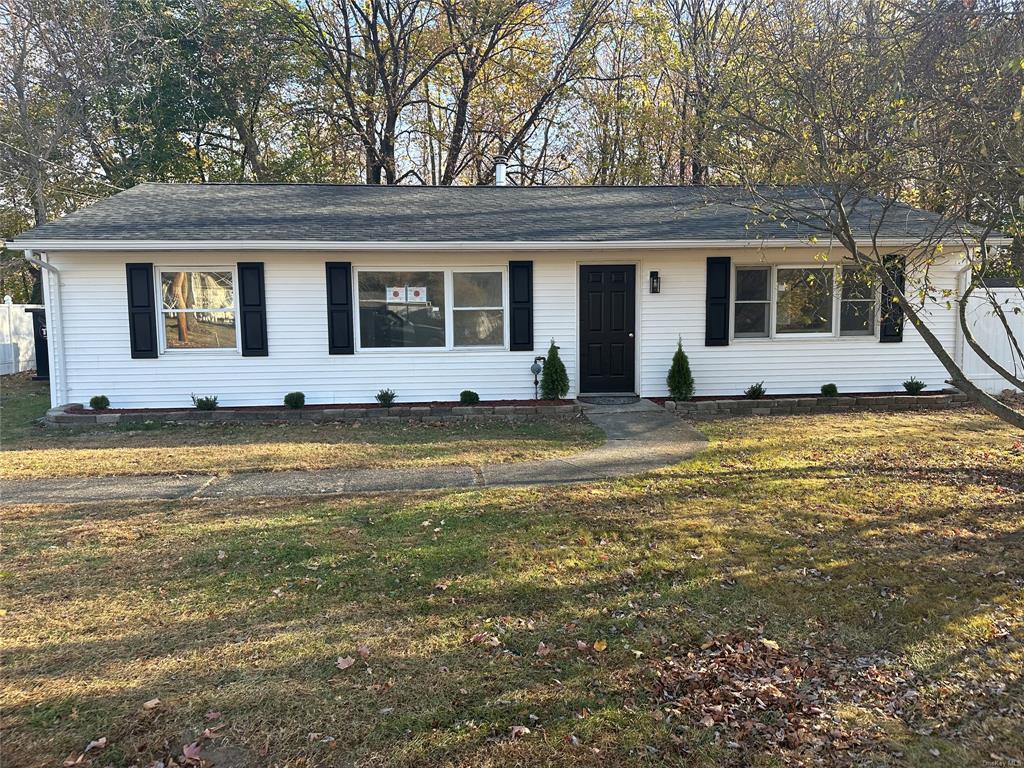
[666,340,695,401]
[540,340,570,400]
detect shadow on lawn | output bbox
[4,461,1023,767]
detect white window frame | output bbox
[155,265,240,355]
[731,263,880,342]
[352,266,509,352]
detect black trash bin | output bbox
[24,307,48,381]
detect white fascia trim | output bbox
[6,237,1011,251]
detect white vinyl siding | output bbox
[46,247,964,407]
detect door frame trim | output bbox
[576,260,641,396]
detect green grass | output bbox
[0,372,51,445]
[0,378,602,478]
[2,408,1022,767]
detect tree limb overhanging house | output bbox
[6,177,1017,414]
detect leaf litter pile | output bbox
[652,629,927,766]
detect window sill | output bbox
[354,346,511,354]
[730,335,880,344]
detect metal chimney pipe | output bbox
[494,155,508,186]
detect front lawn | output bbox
[3,409,1022,767]
[0,377,602,478]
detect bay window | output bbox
[356,268,506,350]
[731,264,879,340]
[159,269,237,351]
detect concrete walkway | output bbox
[1,400,706,505]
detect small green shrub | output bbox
[89,395,110,410]
[903,377,927,395]
[376,388,397,407]
[666,339,695,401]
[540,340,570,400]
[191,393,219,411]
[284,391,306,409]
[459,390,480,404]
[744,381,767,399]
[820,383,839,397]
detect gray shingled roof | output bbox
[11,183,951,244]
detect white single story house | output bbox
[7,182,998,409]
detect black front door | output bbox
[579,264,636,394]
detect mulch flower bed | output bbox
[79,399,576,415]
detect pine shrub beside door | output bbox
[666,340,695,401]
[540,340,570,400]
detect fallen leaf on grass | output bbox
[357,644,371,660]
[536,641,553,657]
[205,710,222,720]
[593,639,608,653]
[576,640,589,652]
[470,632,501,648]
[335,656,356,670]
[142,698,162,711]
[182,741,203,764]
[510,725,531,738]
[759,638,780,651]
[85,737,107,752]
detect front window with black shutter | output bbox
[730,263,881,341]
[354,267,507,350]
[158,268,238,351]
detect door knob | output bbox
[628,333,634,338]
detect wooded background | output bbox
[2,0,1022,302]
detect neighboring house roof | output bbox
[10,182,971,247]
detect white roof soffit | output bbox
[6,237,1010,251]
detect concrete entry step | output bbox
[577,395,640,405]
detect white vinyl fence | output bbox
[960,287,1024,394]
[0,301,41,375]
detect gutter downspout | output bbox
[25,250,66,406]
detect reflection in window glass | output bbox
[358,271,446,348]
[840,267,876,335]
[161,271,234,310]
[163,312,236,349]
[734,267,770,337]
[159,270,236,349]
[776,268,833,334]
[454,271,504,346]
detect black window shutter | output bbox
[238,262,268,356]
[326,262,354,354]
[509,260,533,351]
[880,256,905,343]
[126,263,158,359]
[705,256,731,346]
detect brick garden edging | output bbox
[43,402,583,428]
[663,391,969,418]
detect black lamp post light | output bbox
[531,356,545,399]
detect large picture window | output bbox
[358,271,446,348]
[776,267,834,334]
[732,264,879,340]
[159,269,237,350]
[355,268,506,350]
